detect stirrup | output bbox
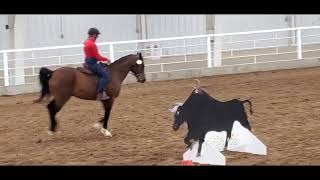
[97,92,110,100]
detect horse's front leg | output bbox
[93,100,112,130]
[98,98,114,137]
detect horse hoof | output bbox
[196,153,201,157]
[93,123,102,130]
[47,130,54,136]
[100,128,112,137]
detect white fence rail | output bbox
[1,26,320,87]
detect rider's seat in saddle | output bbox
[77,63,94,75]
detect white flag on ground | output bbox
[227,121,267,155]
[183,141,226,166]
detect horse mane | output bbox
[111,54,137,65]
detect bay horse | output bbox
[34,52,146,137]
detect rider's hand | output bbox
[102,61,111,65]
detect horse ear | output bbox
[137,52,143,61]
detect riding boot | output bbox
[96,91,110,101]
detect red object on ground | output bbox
[181,160,195,166]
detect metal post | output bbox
[207,36,212,68]
[109,44,115,62]
[3,52,9,86]
[297,28,302,59]
[184,39,187,62]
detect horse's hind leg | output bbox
[47,96,70,134]
[47,100,60,133]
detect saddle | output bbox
[77,63,94,75]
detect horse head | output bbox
[128,52,146,83]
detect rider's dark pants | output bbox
[85,58,110,93]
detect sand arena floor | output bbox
[0,67,319,165]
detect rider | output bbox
[84,27,111,101]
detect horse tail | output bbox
[33,67,53,103]
[241,99,253,115]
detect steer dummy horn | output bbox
[193,79,201,91]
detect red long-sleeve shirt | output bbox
[84,37,110,62]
